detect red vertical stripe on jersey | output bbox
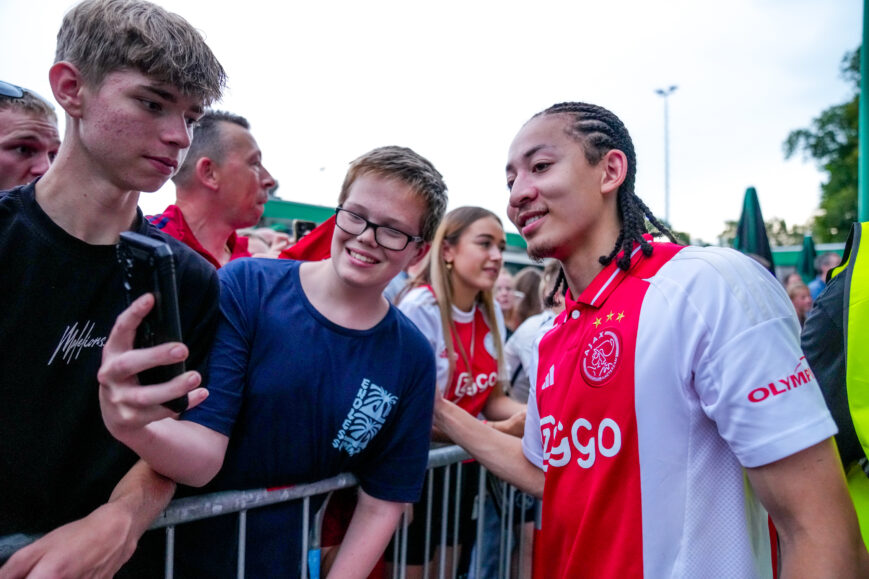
[533,243,681,577]
[535,284,645,577]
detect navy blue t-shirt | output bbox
[176,258,435,577]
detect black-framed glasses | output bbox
[334,207,423,251]
[0,81,25,99]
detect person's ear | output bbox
[599,149,628,196]
[407,242,431,268]
[196,157,219,191]
[48,61,86,119]
[442,241,456,268]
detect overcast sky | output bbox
[1,0,862,243]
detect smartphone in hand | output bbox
[116,231,188,413]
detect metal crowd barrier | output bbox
[0,445,538,579]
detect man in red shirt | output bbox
[149,110,275,267]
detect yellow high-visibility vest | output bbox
[832,222,869,547]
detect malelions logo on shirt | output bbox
[332,378,398,456]
[48,320,108,366]
[747,357,815,403]
[580,328,622,387]
[541,415,622,471]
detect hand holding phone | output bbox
[116,231,188,413]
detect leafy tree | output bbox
[644,218,690,245]
[765,218,811,246]
[783,47,860,242]
[718,218,809,248]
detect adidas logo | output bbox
[541,365,555,390]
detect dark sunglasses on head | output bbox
[0,81,25,99]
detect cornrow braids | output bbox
[537,102,679,272]
[544,268,566,308]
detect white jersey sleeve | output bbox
[398,287,449,392]
[648,247,836,468]
[503,336,521,379]
[521,322,545,469]
[508,311,556,377]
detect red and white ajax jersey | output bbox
[523,243,836,578]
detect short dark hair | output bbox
[533,102,680,304]
[172,110,250,187]
[535,102,678,268]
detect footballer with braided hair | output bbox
[535,101,679,303]
[432,101,868,577]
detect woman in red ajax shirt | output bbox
[392,206,526,578]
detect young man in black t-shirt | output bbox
[0,0,225,576]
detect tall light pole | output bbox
[655,85,678,224]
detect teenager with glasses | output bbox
[0,81,60,191]
[98,145,447,578]
[335,206,424,250]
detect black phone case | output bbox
[117,231,188,413]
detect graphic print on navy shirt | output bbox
[333,377,399,456]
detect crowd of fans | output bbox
[1,1,868,578]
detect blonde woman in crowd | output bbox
[394,206,525,578]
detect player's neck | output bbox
[560,221,623,299]
[34,153,139,245]
[299,260,390,330]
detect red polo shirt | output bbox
[147,204,250,268]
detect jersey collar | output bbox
[565,240,649,313]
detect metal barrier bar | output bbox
[164,526,175,579]
[300,499,309,579]
[149,471,360,529]
[437,463,450,579]
[451,461,462,579]
[398,507,409,579]
[236,509,246,579]
[1,445,542,578]
[423,466,434,579]
[474,466,487,579]
[506,484,515,579]
[0,534,41,564]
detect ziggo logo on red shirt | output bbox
[541,415,622,471]
[454,371,498,398]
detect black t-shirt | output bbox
[0,184,219,568]
[801,274,861,465]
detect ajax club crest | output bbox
[580,328,622,387]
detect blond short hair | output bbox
[339,146,447,243]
